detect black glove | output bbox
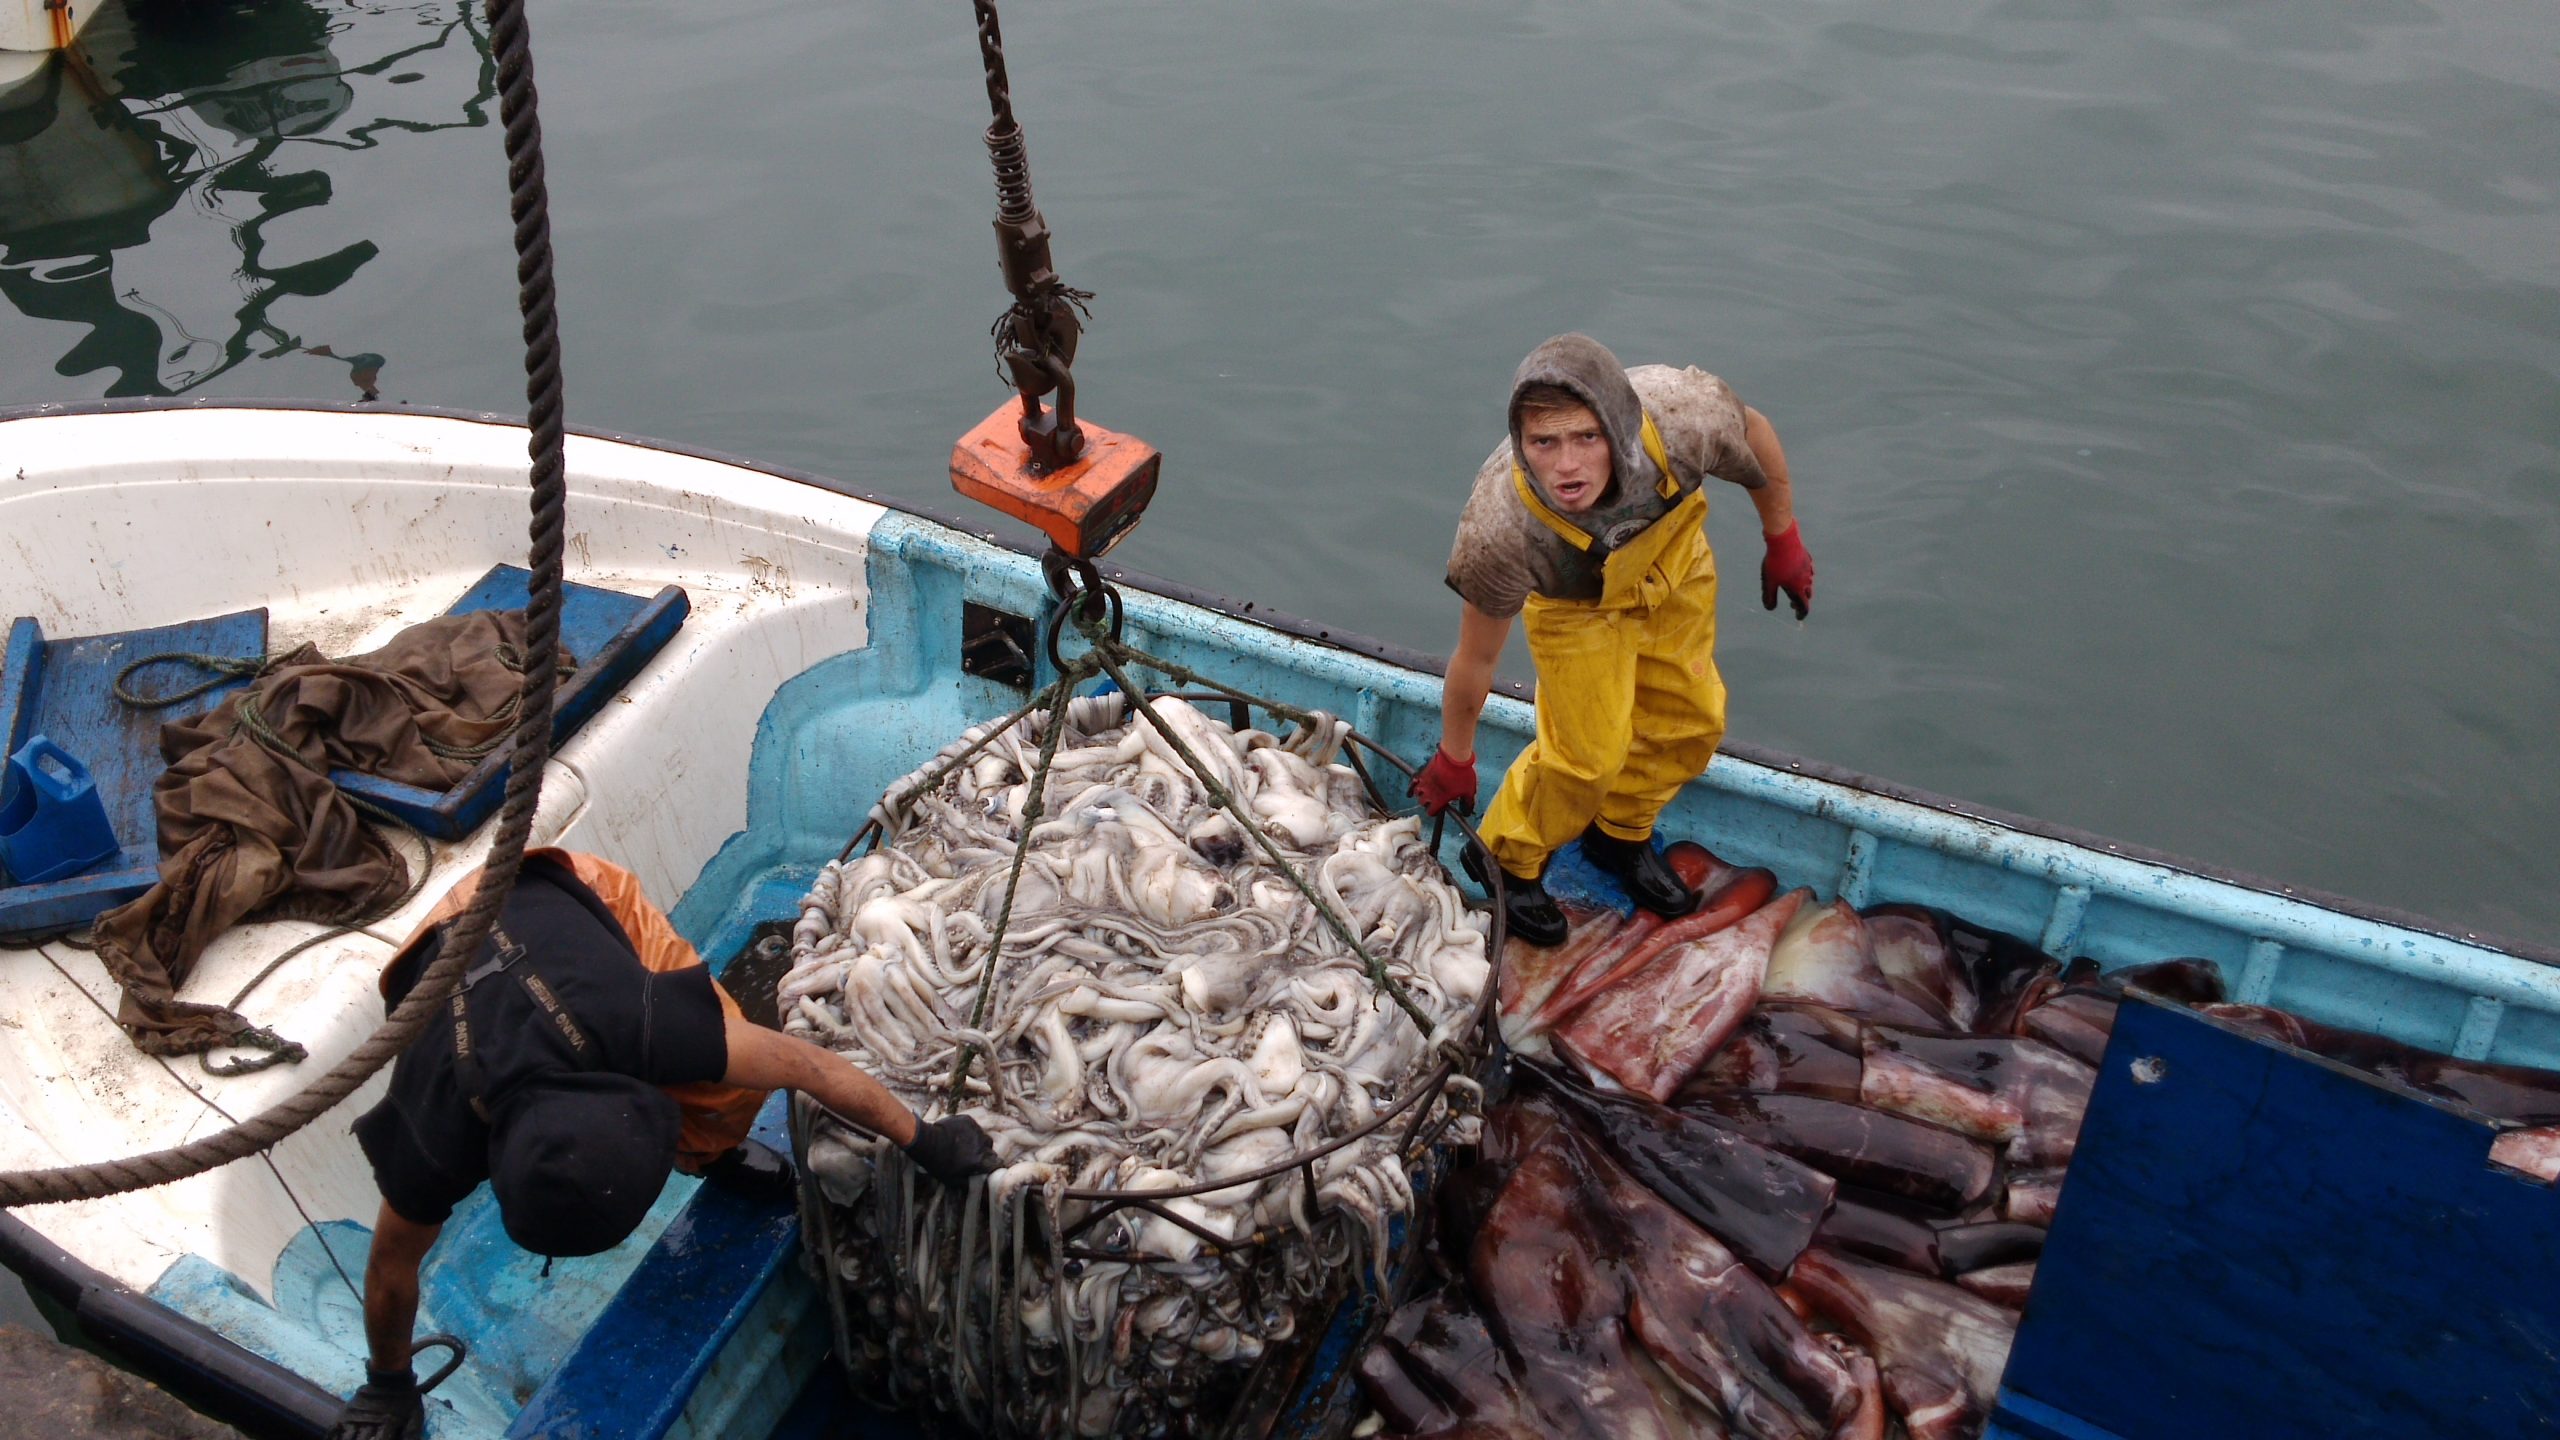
[329,1366,424,1440]
[904,1114,997,1184]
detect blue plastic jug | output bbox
[0,735,122,885]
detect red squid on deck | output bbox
[1359,842,2213,1440]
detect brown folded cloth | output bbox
[90,610,569,1057]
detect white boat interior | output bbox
[2,404,894,1425]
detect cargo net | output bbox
[781,674,1492,1437]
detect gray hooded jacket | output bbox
[1445,333,1764,618]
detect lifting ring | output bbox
[1041,581,1124,677]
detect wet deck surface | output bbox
[0,1323,243,1439]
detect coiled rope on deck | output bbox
[0,0,571,1208]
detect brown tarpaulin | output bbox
[90,610,567,1056]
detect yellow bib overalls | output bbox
[1478,414,1728,881]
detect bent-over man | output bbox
[326,849,992,1438]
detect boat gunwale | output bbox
[5,392,2551,971]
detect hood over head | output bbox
[1508,333,1655,510]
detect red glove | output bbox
[1410,747,1477,816]
[1761,522,1815,619]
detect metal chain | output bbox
[968,0,1092,468]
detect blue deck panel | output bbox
[505,1095,804,1440]
[0,607,268,934]
[334,566,690,841]
[1996,997,2560,1439]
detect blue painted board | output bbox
[504,1124,802,1440]
[0,619,38,756]
[0,608,269,935]
[333,567,688,841]
[1994,996,2560,1440]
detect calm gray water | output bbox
[3,0,2554,952]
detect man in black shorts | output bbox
[325,849,992,1439]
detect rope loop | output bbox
[197,1025,310,1077]
[113,651,273,710]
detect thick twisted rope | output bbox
[0,0,569,1208]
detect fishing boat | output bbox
[1,0,100,61]
[4,395,2557,1439]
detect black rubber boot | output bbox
[699,1137,798,1205]
[1579,825,1701,919]
[1462,842,1569,947]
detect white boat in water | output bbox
[1,0,100,57]
[3,399,2555,1439]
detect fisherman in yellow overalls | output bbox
[1410,333,1814,945]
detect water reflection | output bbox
[0,0,493,398]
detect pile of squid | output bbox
[1357,843,2225,1440]
[781,694,1489,1437]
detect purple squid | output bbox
[1763,899,1952,1031]
[1486,1131,1869,1436]
[1933,914,2064,1035]
[2100,957,2228,1006]
[1537,863,1780,1035]
[1535,1068,1836,1278]
[1497,906,1627,1055]
[1878,1363,1978,1440]
[1932,1219,2046,1277]
[1468,1133,1726,1439]
[2015,989,2115,1067]
[2492,1126,2560,1183]
[1816,1334,1890,1440]
[1357,1294,1537,1437]
[2001,1167,2066,1227]
[1860,1026,2096,1167]
[1810,1188,1943,1275]
[1954,1261,2038,1310]
[1554,889,1804,1102]
[1500,844,1736,1050]
[2009,957,2225,1065]
[1678,1090,2001,1214]
[1862,905,1977,1030]
[1685,1003,1867,1102]
[1588,1135,1871,1440]
[1435,1093,1568,1260]
[1785,1247,2017,1415]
